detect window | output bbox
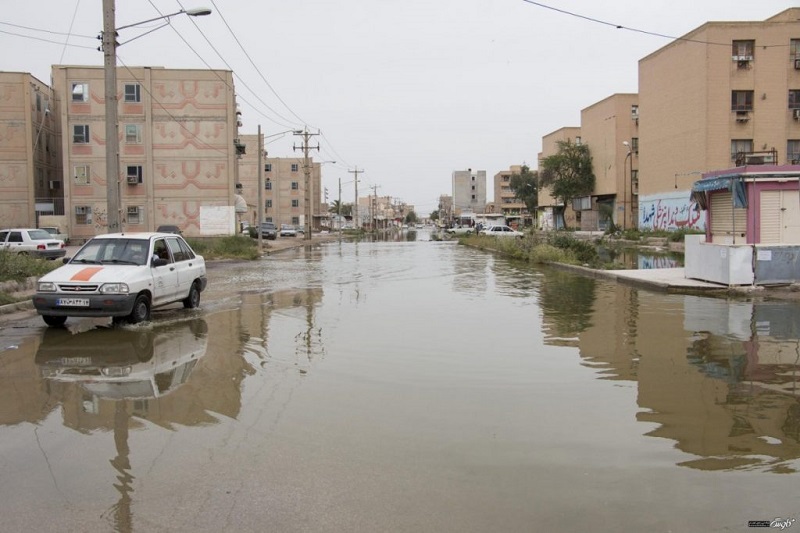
[265,163,272,172]
[8,232,22,243]
[73,124,90,144]
[124,83,141,103]
[74,165,90,185]
[631,105,639,119]
[126,165,143,184]
[127,206,142,225]
[292,217,300,225]
[266,199,272,208]
[291,182,299,190]
[75,205,92,225]
[36,93,42,112]
[471,185,475,191]
[503,175,509,182]
[732,40,754,62]
[731,139,754,162]
[788,140,800,164]
[631,137,639,154]
[265,181,272,190]
[792,40,800,68]
[167,238,186,262]
[292,199,299,207]
[38,169,44,188]
[71,82,89,102]
[732,90,754,111]
[291,163,299,172]
[575,136,582,145]
[471,194,476,200]
[125,124,142,143]
[790,90,800,109]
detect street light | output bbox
[622,141,632,231]
[102,1,211,233]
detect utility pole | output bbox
[102,0,121,233]
[337,177,342,240]
[257,125,263,249]
[293,128,319,241]
[372,184,379,232]
[348,166,363,231]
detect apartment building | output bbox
[256,152,323,229]
[52,65,239,240]
[0,72,60,229]
[451,169,486,215]
[638,8,800,230]
[579,94,640,231]
[493,165,532,227]
[537,127,580,229]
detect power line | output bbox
[0,28,96,49]
[0,20,95,40]
[520,0,791,48]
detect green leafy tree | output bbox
[404,211,418,224]
[329,200,352,216]
[508,165,539,215]
[539,140,595,229]
[429,210,439,222]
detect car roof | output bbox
[1,228,45,232]
[89,232,183,241]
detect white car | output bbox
[480,225,524,238]
[32,232,207,327]
[0,228,67,259]
[280,224,297,237]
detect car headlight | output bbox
[101,366,132,377]
[99,283,129,294]
[38,281,57,292]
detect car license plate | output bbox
[56,298,90,307]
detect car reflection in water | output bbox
[35,318,208,401]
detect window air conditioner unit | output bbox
[735,111,750,122]
[127,175,139,185]
[793,109,800,120]
[48,180,61,190]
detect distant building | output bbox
[493,165,533,227]
[451,169,486,214]
[52,65,240,240]
[0,72,60,229]
[538,128,580,229]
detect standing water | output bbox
[0,233,798,532]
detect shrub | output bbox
[185,236,260,260]
[545,233,599,265]
[0,251,62,282]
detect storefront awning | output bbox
[690,176,747,210]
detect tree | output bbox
[404,211,418,224]
[508,165,538,216]
[329,200,352,216]
[429,210,439,222]
[539,140,595,229]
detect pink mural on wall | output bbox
[151,81,226,111]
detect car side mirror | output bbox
[152,257,168,267]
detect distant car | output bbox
[445,225,475,236]
[156,225,182,235]
[258,222,277,240]
[0,228,67,259]
[39,226,69,244]
[480,225,524,238]
[32,232,207,327]
[294,225,305,234]
[280,224,297,237]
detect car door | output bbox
[166,236,193,300]
[6,231,27,252]
[0,231,8,251]
[150,238,179,305]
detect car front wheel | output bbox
[183,281,201,309]
[128,294,151,324]
[42,315,67,327]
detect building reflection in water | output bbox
[538,271,800,473]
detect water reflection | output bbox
[597,246,683,269]
[558,280,800,472]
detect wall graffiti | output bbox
[640,195,705,231]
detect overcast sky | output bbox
[1,1,793,213]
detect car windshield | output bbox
[72,238,149,266]
[28,229,53,240]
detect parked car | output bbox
[0,228,67,259]
[480,225,524,238]
[32,232,207,327]
[294,225,305,234]
[39,226,69,244]
[445,225,475,236]
[258,222,277,240]
[155,225,182,235]
[280,224,297,237]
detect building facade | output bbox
[451,169,486,214]
[579,93,639,230]
[638,8,800,230]
[538,127,581,229]
[493,165,532,227]
[0,72,60,229]
[250,152,323,229]
[52,65,239,240]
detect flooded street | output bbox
[1,232,799,532]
